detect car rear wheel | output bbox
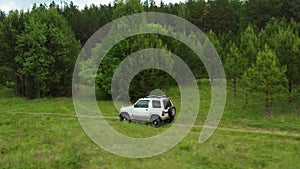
[152,117,162,127]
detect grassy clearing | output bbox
[222,81,300,132]
[1,111,299,169]
[0,82,300,168]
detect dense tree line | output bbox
[0,5,80,98]
[0,0,299,112]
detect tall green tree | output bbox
[177,2,190,20]
[206,0,232,34]
[243,0,271,30]
[15,18,49,98]
[259,19,300,94]
[1,11,27,88]
[15,6,80,98]
[60,2,113,45]
[240,24,259,66]
[225,42,247,96]
[112,0,144,20]
[186,0,206,30]
[228,0,245,34]
[207,30,223,61]
[0,17,8,85]
[272,26,300,94]
[243,45,287,116]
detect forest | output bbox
[0,0,300,115]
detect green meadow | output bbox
[0,81,300,169]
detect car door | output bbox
[131,100,150,120]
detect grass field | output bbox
[0,82,300,169]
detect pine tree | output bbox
[240,24,259,66]
[225,42,247,96]
[269,21,300,94]
[243,45,287,116]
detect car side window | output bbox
[134,100,149,108]
[152,100,161,108]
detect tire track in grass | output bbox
[10,112,300,137]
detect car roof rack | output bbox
[146,95,167,98]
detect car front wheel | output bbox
[120,112,131,122]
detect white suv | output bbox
[119,95,176,127]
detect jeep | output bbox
[119,95,176,127]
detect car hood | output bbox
[120,106,133,112]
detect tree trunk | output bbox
[233,78,237,97]
[244,91,248,108]
[37,80,40,98]
[288,79,292,94]
[28,76,35,99]
[16,76,26,97]
[288,79,293,103]
[22,76,25,97]
[16,76,21,96]
[265,91,271,117]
